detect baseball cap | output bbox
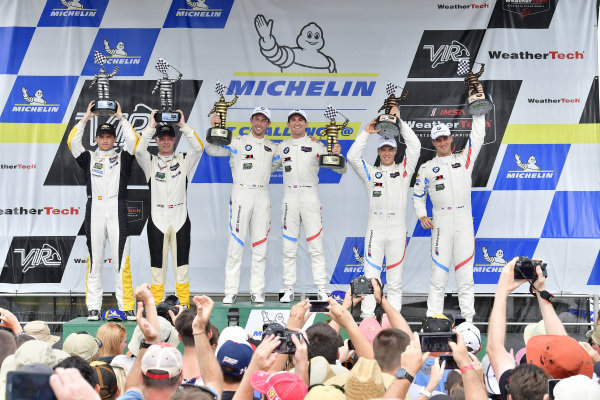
[90,361,119,399]
[96,123,116,136]
[251,370,308,400]
[63,331,101,361]
[129,316,180,357]
[287,108,307,121]
[431,124,451,140]
[305,384,346,400]
[217,340,253,377]
[377,136,397,149]
[422,314,452,332]
[585,324,600,345]
[523,320,546,345]
[102,309,126,322]
[251,106,271,121]
[359,318,383,344]
[553,374,600,399]
[480,354,501,395]
[455,322,481,353]
[526,335,593,378]
[216,326,249,352]
[23,320,60,345]
[154,124,175,138]
[141,343,182,379]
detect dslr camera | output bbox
[156,295,180,324]
[514,256,547,280]
[262,322,303,354]
[351,275,374,296]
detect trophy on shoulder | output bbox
[206,80,239,145]
[374,81,408,138]
[89,50,119,115]
[458,59,493,116]
[152,57,183,123]
[319,104,348,171]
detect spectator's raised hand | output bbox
[325,297,354,328]
[287,299,311,330]
[291,332,309,384]
[448,332,471,369]
[401,332,429,376]
[0,307,23,335]
[427,357,446,389]
[497,257,526,295]
[168,304,185,326]
[579,341,600,364]
[134,283,154,306]
[338,339,355,363]
[251,335,282,371]
[341,287,363,310]
[371,278,384,304]
[136,301,159,344]
[192,295,214,333]
[50,368,101,400]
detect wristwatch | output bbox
[394,368,414,383]
[139,340,152,349]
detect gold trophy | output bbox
[459,60,493,116]
[374,81,407,138]
[319,104,347,171]
[206,80,239,145]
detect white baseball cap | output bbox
[455,322,481,353]
[251,106,271,121]
[377,137,397,149]
[288,109,307,121]
[431,124,451,140]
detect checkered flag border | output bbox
[93,50,107,66]
[385,81,398,97]
[457,58,471,76]
[155,58,170,74]
[324,105,338,120]
[215,80,227,96]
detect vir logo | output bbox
[424,40,470,68]
[21,87,47,105]
[254,14,337,72]
[14,243,62,273]
[482,246,507,265]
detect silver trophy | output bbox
[374,81,407,138]
[458,59,493,116]
[206,80,239,145]
[89,50,119,115]
[152,58,183,123]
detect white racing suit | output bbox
[67,118,138,312]
[205,135,279,296]
[135,124,204,307]
[413,114,485,321]
[347,121,421,317]
[275,136,345,290]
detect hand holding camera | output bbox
[262,323,305,354]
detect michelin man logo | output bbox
[352,246,364,264]
[103,39,128,57]
[261,310,285,326]
[482,246,507,265]
[423,40,470,69]
[514,153,540,172]
[254,14,337,72]
[21,87,47,105]
[61,0,84,9]
[186,0,209,9]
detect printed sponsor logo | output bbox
[164,0,234,28]
[408,30,486,78]
[0,27,35,74]
[493,144,568,190]
[488,50,584,60]
[81,29,160,76]
[0,163,37,170]
[0,206,80,216]
[473,239,538,284]
[0,236,75,284]
[228,79,376,97]
[501,0,551,17]
[330,237,399,284]
[527,97,580,104]
[487,0,557,29]
[1,76,78,123]
[38,0,107,27]
[437,2,490,9]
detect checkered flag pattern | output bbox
[457,58,471,76]
[93,50,106,65]
[385,81,398,97]
[324,104,338,120]
[215,80,226,96]
[155,57,170,74]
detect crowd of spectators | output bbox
[0,258,599,399]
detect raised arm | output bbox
[112,101,138,154]
[205,113,234,157]
[67,101,95,159]
[326,298,374,359]
[399,120,421,177]
[372,278,412,337]
[175,111,204,176]
[191,295,223,397]
[463,114,485,170]
[346,122,373,184]
[135,110,157,180]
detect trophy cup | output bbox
[206,80,239,145]
[152,58,183,123]
[318,104,347,171]
[374,81,407,138]
[459,59,493,115]
[89,50,119,115]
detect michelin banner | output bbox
[0,0,599,297]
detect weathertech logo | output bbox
[488,50,584,60]
[527,97,580,104]
[438,3,490,9]
[1,163,37,170]
[424,40,470,68]
[0,206,79,216]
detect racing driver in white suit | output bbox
[207,107,280,304]
[275,109,344,303]
[68,101,137,320]
[347,106,421,318]
[135,110,204,307]
[413,113,485,322]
